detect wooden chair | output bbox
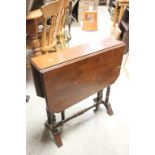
[113,0,129,27]
[40,0,66,54]
[57,0,70,49]
[112,0,129,40]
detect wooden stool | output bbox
[82,11,97,31]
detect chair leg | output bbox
[59,36,65,49]
[60,35,67,49]
[118,6,126,25]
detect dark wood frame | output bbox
[45,87,113,147]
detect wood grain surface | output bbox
[31,38,124,70]
[31,38,125,112]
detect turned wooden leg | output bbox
[94,90,103,112]
[45,108,53,131]
[46,109,52,124]
[51,112,63,147]
[45,109,63,147]
[103,86,114,116]
[61,111,65,121]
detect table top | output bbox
[31,38,124,71]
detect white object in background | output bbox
[89,6,93,12]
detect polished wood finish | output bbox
[31,38,123,70]
[31,38,125,147]
[31,38,125,112]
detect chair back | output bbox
[41,0,67,53]
[58,0,70,33]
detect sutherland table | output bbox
[30,38,125,147]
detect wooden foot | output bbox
[45,121,63,147]
[103,103,114,116]
[52,130,63,147]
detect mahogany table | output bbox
[30,38,125,147]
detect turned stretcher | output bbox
[30,38,125,147]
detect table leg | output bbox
[45,109,63,147]
[46,108,52,124]
[94,90,103,112]
[51,112,63,147]
[103,86,113,115]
